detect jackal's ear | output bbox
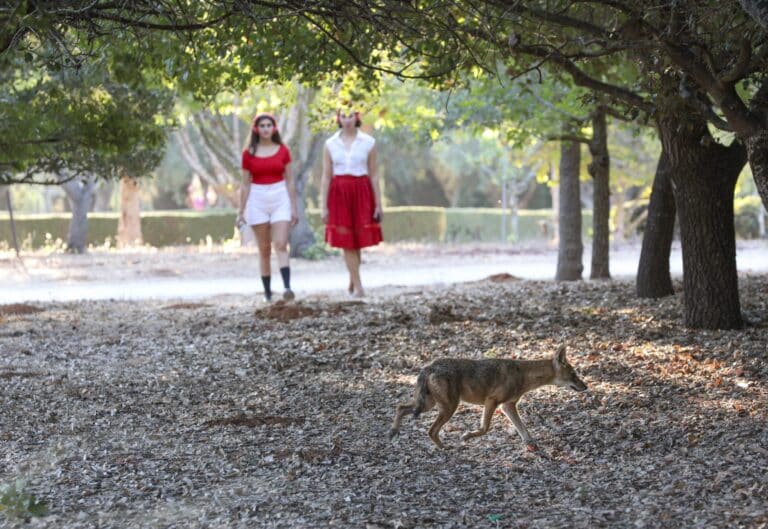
[554,345,567,366]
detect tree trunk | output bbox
[285,88,323,258]
[92,180,114,211]
[290,135,324,256]
[2,186,21,257]
[636,150,676,298]
[556,140,583,280]
[549,165,558,244]
[62,175,96,253]
[743,78,768,214]
[744,130,768,212]
[738,0,768,31]
[657,116,747,329]
[118,176,143,247]
[588,106,611,279]
[613,189,626,243]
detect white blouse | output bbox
[325,130,375,176]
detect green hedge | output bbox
[1,204,762,250]
[0,210,239,250]
[306,207,569,243]
[303,207,445,243]
[444,208,592,242]
[140,210,236,246]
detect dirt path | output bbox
[1,241,767,303]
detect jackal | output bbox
[390,345,587,449]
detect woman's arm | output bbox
[368,144,382,221]
[284,161,298,226]
[321,145,332,223]
[237,170,251,224]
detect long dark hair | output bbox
[246,114,282,155]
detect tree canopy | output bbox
[0,43,174,184]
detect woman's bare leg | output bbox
[252,223,272,276]
[271,221,290,268]
[271,221,294,299]
[343,249,363,297]
[252,223,273,300]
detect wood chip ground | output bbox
[1,277,766,528]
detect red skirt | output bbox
[325,175,383,249]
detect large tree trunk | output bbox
[556,140,583,280]
[118,176,143,247]
[62,175,96,253]
[657,115,747,329]
[636,150,676,298]
[588,106,610,279]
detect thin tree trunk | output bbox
[613,189,626,243]
[284,87,319,257]
[588,106,611,279]
[744,130,768,212]
[290,135,323,257]
[549,164,558,244]
[657,114,747,329]
[636,150,676,298]
[3,187,20,257]
[118,176,143,247]
[62,175,96,253]
[92,180,114,211]
[556,140,583,280]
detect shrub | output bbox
[0,479,47,521]
[734,196,766,239]
[380,206,445,242]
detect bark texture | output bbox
[118,176,143,247]
[657,115,747,329]
[556,140,583,281]
[62,175,96,253]
[636,151,676,298]
[588,107,610,279]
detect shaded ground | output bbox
[0,276,767,528]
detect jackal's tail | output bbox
[412,370,429,418]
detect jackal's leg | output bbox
[500,402,535,445]
[428,401,458,449]
[390,403,415,438]
[461,399,497,441]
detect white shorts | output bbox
[244,181,291,225]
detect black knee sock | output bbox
[279,266,291,290]
[261,275,272,298]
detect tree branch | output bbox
[500,2,611,38]
[664,40,760,135]
[720,38,752,84]
[513,43,655,114]
[91,11,233,31]
[547,134,591,144]
[299,12,460,80]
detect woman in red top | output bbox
[237,113,298,302]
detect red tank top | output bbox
[241,144,292,185]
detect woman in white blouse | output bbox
[321,108,383,297]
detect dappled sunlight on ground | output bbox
[0,271,766,527]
